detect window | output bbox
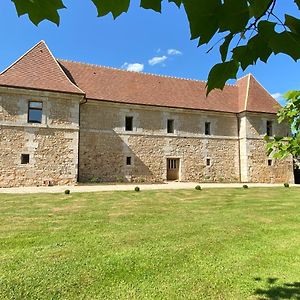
[21,154,30,164]
[125,116,133,131]
[268,159,273,166]
[167,119,174,133]
[126,156,132,166]
[28,101,42,123]
[205,122,211,135]
[206,158,211,166]
[266,120,273,136]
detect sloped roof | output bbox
[0,41,84,95]
[59,60,239,113]
[246,74,281,114]
[0,41,280,114]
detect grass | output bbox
[0,188,299,299]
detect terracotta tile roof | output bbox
[0,41,84,95]
[245,74,281,114]
[59,59,240,113]
[0,41,280,114]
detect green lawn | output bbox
[0,188,299,299]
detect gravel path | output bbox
[0,182,298,194]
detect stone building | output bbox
[0,41,294,187]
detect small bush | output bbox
[195,185,202,190]
[243,184,248,189]
[284,183,290,188]
[90,177,101,183]
[64,189,70,195]
[134,186,140,192]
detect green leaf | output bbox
[232,32,273,70]
[169,0,182,7]
[12,0,65,25]
[285,14,300,34]
[91,0,130,18]
[218,0,249,33]
[206,60,239,95]
[183,0,221,45]
[220,33,234,62]
[140,0,162,12]
[294,0,300,9]
[248,0,272,18]
[269,31,300,61]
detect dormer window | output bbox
[28,101,42,124]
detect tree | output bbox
[265,91,300,159]
[11,0,300,94]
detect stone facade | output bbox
[79,100,293,184]
[0,87,82,187]
[0,88,294,187]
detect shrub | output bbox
[284,183,290,188]
[243,184,248,189]
[64,189,70,195]
[195,185,202,190]
[90,177,101,183]
[134,186,140,192]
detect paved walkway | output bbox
[0,182,298,194]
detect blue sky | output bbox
[0,0,299,103]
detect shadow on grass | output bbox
[254,277,300,299]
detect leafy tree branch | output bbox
[265,91,300,159]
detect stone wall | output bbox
[79,101,240,183]
[0,87,81,188]
[240,112,294,183]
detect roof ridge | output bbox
[1,40,45,75]
[244,74,251,111]
[237,73,253,81]
[42,44,84,94]
[58,59,237,87]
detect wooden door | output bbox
[167,158,180,181]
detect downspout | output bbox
[77,97,88,183]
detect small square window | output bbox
[28,101,42,124]
[266,120,273,136]
[125,116,133,131]
[268,159,273,166]
[205,122,211,135]
[126,156,132,166]
[167,119,174,133]
[21,154,30,164]
[206,158,211,166]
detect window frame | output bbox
[205,122,211,135]
[125,116,133,131]
[167,119,175,134]
[21,154,30,165]
[206,158,211,166]
[28,101,43,124]
[266,120,273,137]
[126,156,132,166]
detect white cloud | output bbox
[121,62,144,72]
[148,55,168,66]
[271,93,282,100]
[167,49,182,56]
